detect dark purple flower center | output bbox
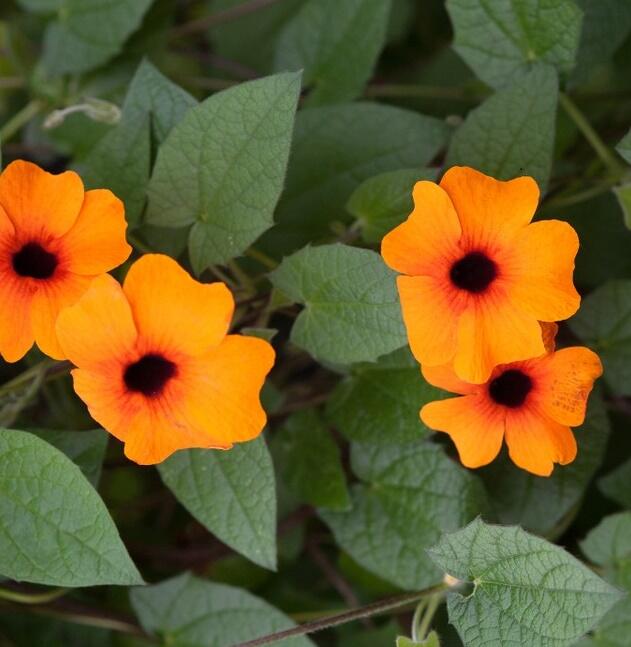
[124,354,177,397]
[450,251,497,293]
[12,242,58,279]
[489,369,532,408]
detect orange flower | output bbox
[420,328,602,476]
[381,166,580,383]
[56,254,275,465]
[0,160,131,362]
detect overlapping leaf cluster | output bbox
[0,0,630,645]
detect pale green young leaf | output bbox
[613,184,631,229]
[320,443,487,590]
[270,243,406,364]
[327,347,444,444]
[158,438,277,570]
[130,572,314,646]
[346,168,438,244]
[569,280,631,394]
[599,457,631,509]
[146,72,301,272]
[570,0,631,86]
[273,409,349,510]
[480,390,609,538]
[581,512,631,591]
[82,60,196,227]
[0,429,142,587]
[397,632,441,647]
[31,429,108,487]
[616,129,631,165]
[42,0,153,75]
[261,103,449,256]
[428,519,622,647]
[446,65,558,191]
[275,0,392,106]
[446,0,583,89]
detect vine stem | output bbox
[231,585,447,647]
[0,587,68,605]
[559,92,626,178]
[0,99,43,142]
[171,0,282,38]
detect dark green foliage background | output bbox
[1,1,631,646]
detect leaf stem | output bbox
[559,92,626,178]
[410,598,428,642]
[0,99,43,143]
[246,247,278,270]
[416,592,444,639]
[171,0,282,39]
[231,585,447,647]
[0,587,68,605]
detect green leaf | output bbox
[346,168,438,244]
[0,429,142,587]
[428,518,622,647]
[82,60,196,227]
[616,129,631,165]
[591,598,631,647]
[613,183,631,229]
[397,632,441,647]
[446,0,583,89]
[581,512,631,592]
[16,0,59,11]
[146,72,301,272]
[600,458,631,509]
[158,438,277,570]
[31,429,108,487]
[446,64,558,191]
[327,347,444,444]
[209,0,305,74]
[130,572,315,646]
[270,243,406,364]
[320,442,487,590]
[273,409,350,510]
[570,0,631,86]
[569,280,631,394]
[274,0,392,106]
[480,389,610,537]
[261,102,449,256]
[42,0,154,76]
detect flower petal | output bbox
[123,335,275,465]
[0,271,34,362]
[177,335,275,446]
[454,294,545,384]
[502,220,580,321]
[440,166,539,248]
[531,347,603,426]
[71,366,140,444]
[123,254,234,357]
[56,274,138,367]
[420,394,505,468]
[31,273,93,360]
[381,181,461,276]
[0,160,84,238]
[504,405,577,476]
[58,189,131,275]
[421,363,478,395]
[396,274,464,367]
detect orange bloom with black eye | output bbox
[0,160,131,362]
[381,166,580,384]
[420,328,602,476]
[56,254,275,465]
